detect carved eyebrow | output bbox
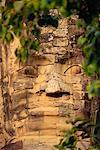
[64,64,82,74]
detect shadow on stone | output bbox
[1,140,23,150]
[46,92,70,98]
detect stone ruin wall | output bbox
[0,16,89,150]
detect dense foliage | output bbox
[55,118,100,150]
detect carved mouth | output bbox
[46,91,70,98]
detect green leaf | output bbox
[33,0,40,10]
[77,19,86,28]
[95,31,100,38]
[29,40,40,50]
[87,80,100,98]
[20,38,26,47]
[31,26,40,37]
[78,36,87,46]
[0,23,2,37]
[7,1,14,9]
[6,32,14,43]
[21,49,29,63]
[40,0,48,9]
[60,7,67,17]
[14,28,21,36]
[2,26,7,41]
[62,0,67,8]
[85,63,96,76]
[14,1,24,13]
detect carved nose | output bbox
[45,78,70,97]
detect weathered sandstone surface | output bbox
[0,16,87,150]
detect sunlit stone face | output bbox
[0,16,85,149]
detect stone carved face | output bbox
[2,17,85,149]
